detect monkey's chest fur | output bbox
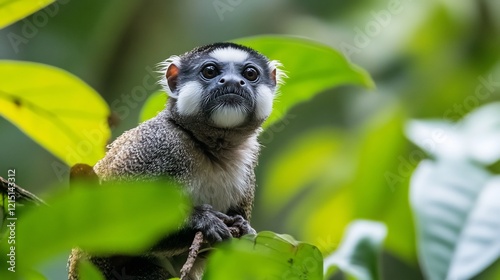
[186,145,255,212]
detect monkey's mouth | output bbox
[207,86,255,128]
[209,86,253,108]
[215,93,246,105]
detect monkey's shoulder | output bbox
[94,115,193,181]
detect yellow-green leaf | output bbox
[204,231,323,280]
[0,61,110,166]
[139,90,166,123]
[0,0,55,29]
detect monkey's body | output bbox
[69,109,259,279]
[95,106,259,217]
[68,42,283,280]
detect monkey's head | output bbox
[160,43,285,130]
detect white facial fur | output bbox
[210,105,247,128]
[162,46,284,127]
[209,47,249,63]
[255,85,274,120]
[176,81,203,115]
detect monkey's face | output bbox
[161,43,284,129]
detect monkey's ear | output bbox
[268,60,286,87]
[159,55,181,98]
[166,63,179,92]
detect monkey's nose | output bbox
[218,77,246,86]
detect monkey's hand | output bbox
[188,204,233,243]
[217,213,257,237]
[150,204,247,254]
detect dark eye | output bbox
[242,66,259,81]
[201,65,218,79]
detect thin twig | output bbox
[179,226,242,279]
[180,231,204,280]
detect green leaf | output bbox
[78,260,105,280]
[0,0,54,29]
[347,106,417,263]
[204,231,323,280]
[410,159,500,280]
[139,90,167,123]
[234,35,375,128]
[0,61,111,166]
[324,220,387,280]
[0,181,189,270]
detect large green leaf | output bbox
[204,231,323,280]
[234,35,375,128]
[0,181,189,271]
[324,220,387,280]
[0,61,110,166]
[0,0,54,29]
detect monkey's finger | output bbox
[212,211,232,223]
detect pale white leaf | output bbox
[463,102,500,165]
[323,220,387,280]
[405,120,465,160]
[447,176,500,279]
[410,159,492,280]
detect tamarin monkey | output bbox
[68,42,285,280]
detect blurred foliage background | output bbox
[1,0,500,279]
